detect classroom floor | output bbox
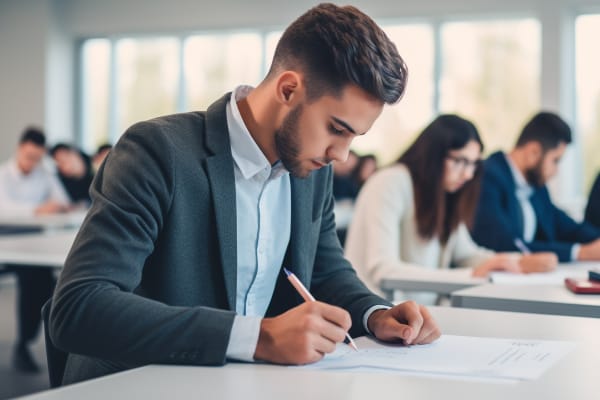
[0,275,49,399]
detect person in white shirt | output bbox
[0,127,71,373]
[345,115,558,304]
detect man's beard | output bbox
[274,104,307,178]
[524,158,545,187]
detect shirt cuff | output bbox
[225,315,262,361]
[363,305,391,335]
[571,244,581,262]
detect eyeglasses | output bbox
[446,155,482,173]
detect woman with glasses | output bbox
[344,114,557,303]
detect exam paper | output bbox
[299,335,574,381]
[489,266,589,285]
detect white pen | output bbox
[283,268,358,351]
[514,238,531,254]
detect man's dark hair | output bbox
[19,126,46,147]
[398,115,484,243]
[95,143,112,155]
[50,143,73,157]
[515,112,572,151]
[267,3,407,104]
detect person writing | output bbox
[471,112,600,262]
[49,3,440,385]
[0,127,71,372]
[345,115,557,302]
[50,143,94,206]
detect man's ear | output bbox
[525,141,543,166]
[275,71,303,106]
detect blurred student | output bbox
[471,112,600,262]
[0,127,71,373]
[345,115,557,302]
[332,149,360,201]
[584,172,600,228]
[50,143,94,206]
[92,143,112,173]
[352,154,378,189]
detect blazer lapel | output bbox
[204,93,237,311]
[287,177,314,285]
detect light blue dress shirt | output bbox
[225,86,292,360]
[225,86,387,361]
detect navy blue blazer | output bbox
[471,151,600,262]
[584,173,600,228]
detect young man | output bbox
[49,4,440,385]
[50,143,94,205]
[471,112,600,262]
[0,127,71,373]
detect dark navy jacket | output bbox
[471,151,600,262]
[584,173,600,228]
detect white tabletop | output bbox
[380,269,485,300]
[451,282,600,318]
[0,229,77,267]
[16,306,600,400]
[379,263,593,301]
[0,210,86,230]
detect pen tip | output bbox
[283,268,291,276]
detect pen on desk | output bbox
[513,238,531,255]
[282,268,358,351]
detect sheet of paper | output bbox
[489,266,588,285]
[298,335,574,381]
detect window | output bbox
[184,34,263,111]
[576,14,600,193]
[80,39,110,151]
[439,19,541,154]
[115,38,180,134]
[352,24,435,165]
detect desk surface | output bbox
[0,211,86,230]
[18,306,600,400]
[380,269,485,299]
[0,230,77,267]
[451,282,600,318]
[379,263,593,300]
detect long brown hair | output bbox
[398,115,484,243]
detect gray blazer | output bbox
[50,93,389,382]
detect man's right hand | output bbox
[519,252,558,273]
[254,301,351,365]
[34,201,67,215]
[578,238,600,261]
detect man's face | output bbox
[53,149,85,178]
[525,142,567,187]
[16,142,46,175]
[274,85,383,178]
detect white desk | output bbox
[0,211,86,231]
[0,230,77,268]
[451,282,600,318]
[380,269,485,300]
[16,306,600,400]
[380,263,593,301]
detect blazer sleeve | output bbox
[471,169,523,253]
[50,122,235,367]
[584,173,600,228]
[308,167,392,338]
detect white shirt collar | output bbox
[504,153,533,195]
[226,85,288,180]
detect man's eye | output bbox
[329,125,344,135]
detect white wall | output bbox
[0,0,50,161]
